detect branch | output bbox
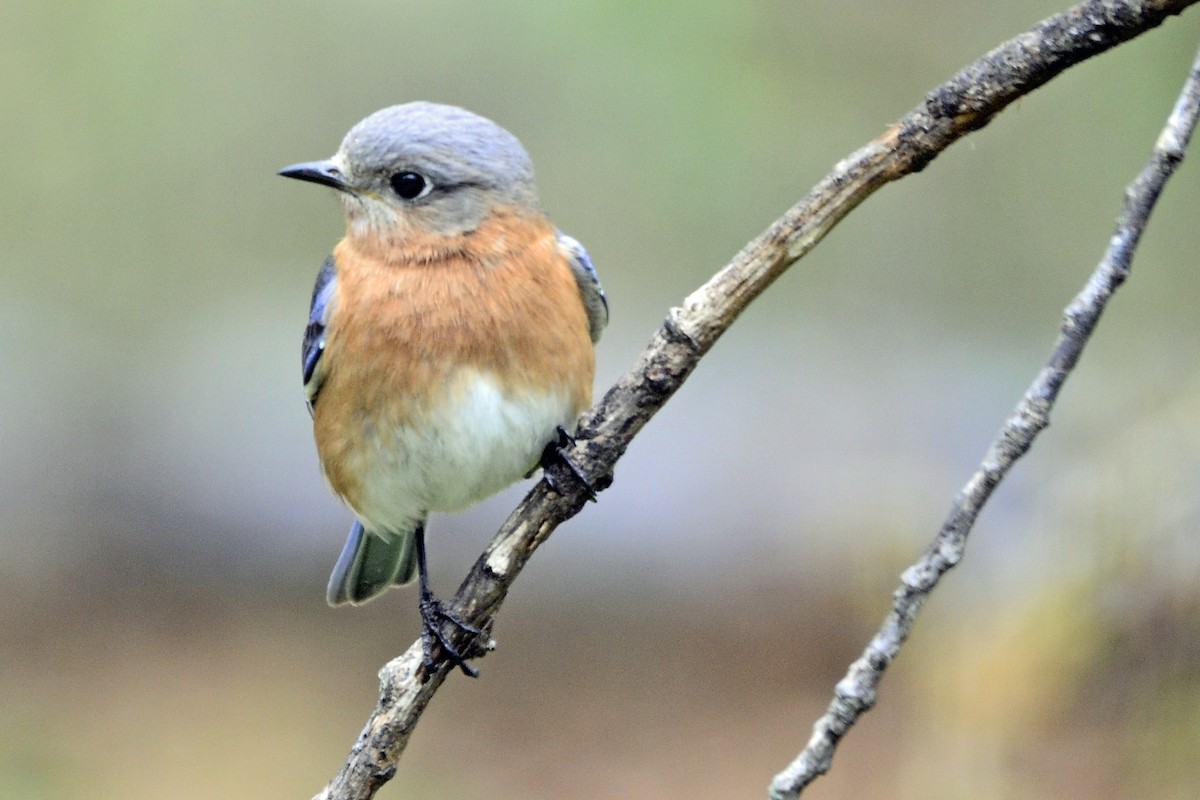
[313,2,1199,798]
[769,36,1200,800]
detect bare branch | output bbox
[769,38,1200,800]
[313,2,1200,798]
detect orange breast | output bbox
[312,208,595,507]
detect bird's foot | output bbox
[540,426,599,502]
[418,590,484,679]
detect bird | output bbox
[278,102,607,676]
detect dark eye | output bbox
[390,171,430,200]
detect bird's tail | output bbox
[326,520,418,606]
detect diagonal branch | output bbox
[769,37,1200,800]
[313,2,1199,798]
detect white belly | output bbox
[347,370,573,533]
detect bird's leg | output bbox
[415,526,483,679]
[540,425,598,502]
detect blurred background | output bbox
[3,1,1199,798]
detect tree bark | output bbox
[313,2,1200,798]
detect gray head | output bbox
[280,102,540,239]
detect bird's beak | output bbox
[278,159,351,192]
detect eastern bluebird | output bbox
[279,102,607,676]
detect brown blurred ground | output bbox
[7,446,1200,800]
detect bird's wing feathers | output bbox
[556,231,608,343]
[303,255,337,412]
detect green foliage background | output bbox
[2,2,1198,798]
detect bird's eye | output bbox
[389,171,430,200]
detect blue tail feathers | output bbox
[326,520,418,606]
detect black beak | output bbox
[278,159,350,191]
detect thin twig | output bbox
[769,39,1200,800]
[312,2,1200,798]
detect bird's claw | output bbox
[418,591,484,678]
[541,426,598,502]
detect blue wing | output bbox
[556,231,608,343]
[303,255,337,412]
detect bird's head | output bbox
[280,102,540,246]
